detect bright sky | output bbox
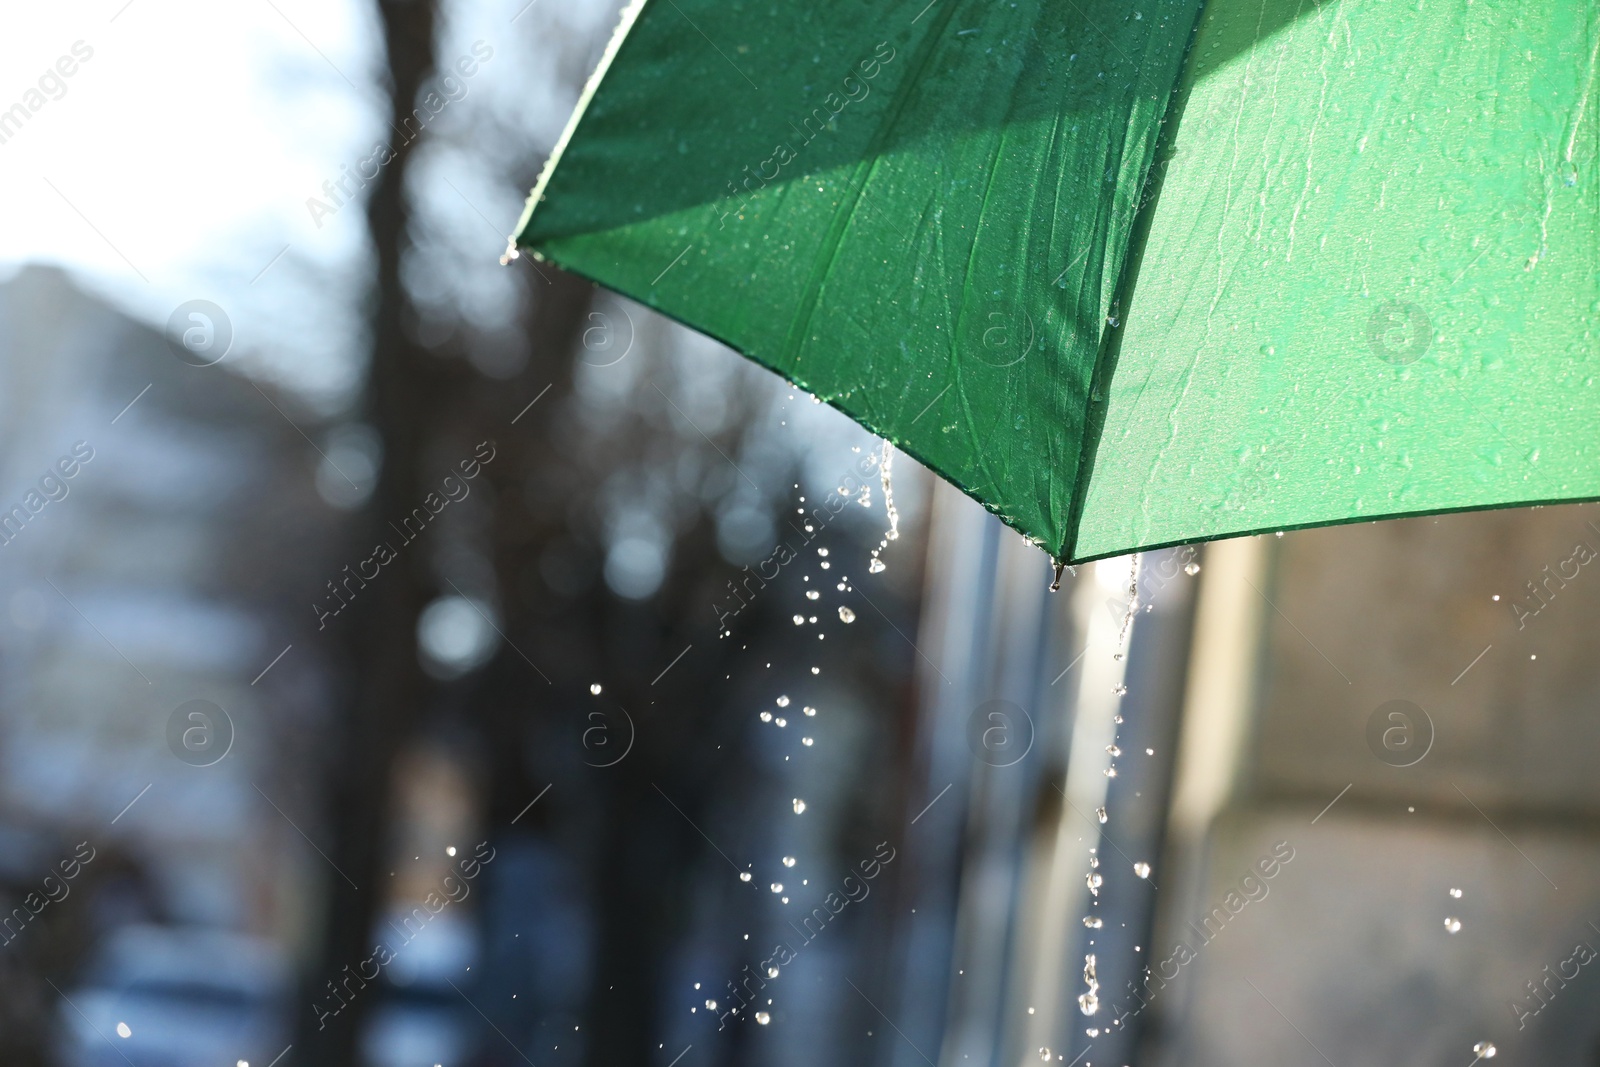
[0,0,384,406]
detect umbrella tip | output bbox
[1050,561,1066,592]
[499,236,521,266]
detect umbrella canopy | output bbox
[508,0,1599,564]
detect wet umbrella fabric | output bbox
[510,0,1599,563]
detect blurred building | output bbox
[0,264,348,1063]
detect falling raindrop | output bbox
[590,684,602,695]
[792,798,806,814]
[1444,917,1462,933]
[838,606,856,623]
[1078,954,1100,1015]
[1133,862,1151,879]
[1095,806,1108,824]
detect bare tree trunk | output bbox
[296,2,440,1062]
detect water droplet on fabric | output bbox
[116,1023,132,1039]
[838,606,856,623]
[1133,862,1151,879]
[793,615,805,625]
[1184,561,1201,576]
[1083,916,1102,928]
[770,883,783,893]
[759,711,772,722]
[1449,887,1463,898]
[1095,806,1108,824]
[739,871,752,882]
[782,856,796,867]
[802,737,813,746]
[776,696,790,707]
[590,684,603,695]
[806,589,820,600]
[792,798,806,814]
[1472,1041,1496,1058]
[868,558,886,573]
[1444,916,1462,933]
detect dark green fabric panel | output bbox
[519,0,1205,555]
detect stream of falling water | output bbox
[1078,554,1142,1023]
[868,441,899,573]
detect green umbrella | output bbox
[507,0,1599,566]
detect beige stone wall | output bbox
[1146,504,1600,1065]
